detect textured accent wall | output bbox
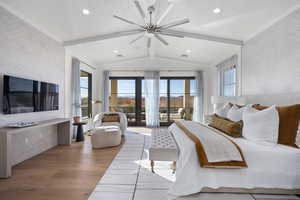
[0,6,65,126]
[242,8,300,95]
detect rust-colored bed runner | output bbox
[175,120,247,168]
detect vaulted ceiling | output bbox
[1,0,299,67]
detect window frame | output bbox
[109,76,195,126]
[80,70,92,119]
[219,66,237,97]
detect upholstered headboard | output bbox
[238,93,300,106]
[212,93,300,111]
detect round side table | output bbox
[73,122,87,142]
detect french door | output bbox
[109,77,195,126]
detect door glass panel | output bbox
[141,80,145,123]
[187,79,196,120]
[142,79,168,123]
[109,79,136,123]
[169,80,184,121]
[80,71,90,118]
[159,79,168,122]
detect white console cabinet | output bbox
[0,118,72,178]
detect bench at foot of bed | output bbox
[149,128,178,173]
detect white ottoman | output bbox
[91,126,121,148]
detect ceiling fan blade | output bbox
[147,38,151,48]
[156,3,174,25]
[159,31,184,38]
[113,15,145,29]
[63,29,144,46]
[154,33,169,45]
[161,29,243,45]
[158,18,190,30]
[134,1,146,21]
[129,33,145,44]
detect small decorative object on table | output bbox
[7,122,38,128]
[73,116,81,123]
[73,122,87,142]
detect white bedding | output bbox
[175,120,243,163]
[169,124,300,196]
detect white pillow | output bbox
[227,105,246,122]
[242,105,279,144]
[215,103,231,118]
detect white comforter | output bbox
[175,120,243,163]
[169,123,300,196]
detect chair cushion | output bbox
[102,122,121,127]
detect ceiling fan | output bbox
[113,0,190,48]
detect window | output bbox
[221,66,236,96]
[109,77,194,126]
[80,70,92,118]
[109,79,136,123]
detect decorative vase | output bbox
[73,116,81,123]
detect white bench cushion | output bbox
[149,128,178,161]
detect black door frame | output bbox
[109,76,195,126]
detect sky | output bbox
[80,78,197,98]
[80,77,88,98]
[115,79,196,97]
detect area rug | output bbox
[88,129,299,200]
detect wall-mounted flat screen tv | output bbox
[3,75,59,114]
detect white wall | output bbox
[0,6,65,126]
[242,8,300,95]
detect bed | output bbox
[168,94,300,196]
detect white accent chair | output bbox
[93,112,127,135]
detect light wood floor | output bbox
[0,134,125,200]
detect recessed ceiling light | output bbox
[82,9,90,15]
[186,49,191,54]
[113,50,119,54]
[213,8,221,14]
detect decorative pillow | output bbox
[208,114,243,138]
[215,103,232,118]
[102,114,120,122]
[253,104,300,148]
[227,105,247,122]
[243,105,279,144]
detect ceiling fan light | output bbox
[82,9,90,15]
[145,32,154,38]
[213,8,221,14]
